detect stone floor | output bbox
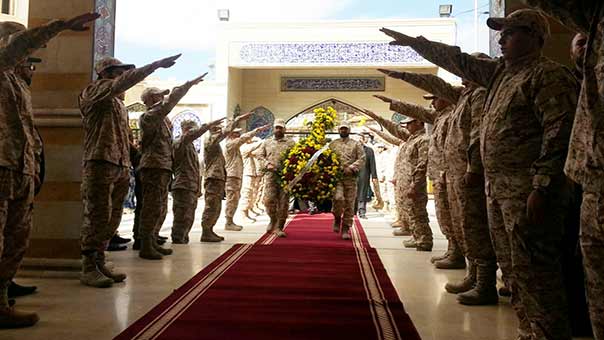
[3,199,594,340]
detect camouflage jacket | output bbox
[259,136,295,174]
[225,131,260,179]
[172,137,200,194]
[139,83,195,171]
[526,1,604,191]
[203,121,235,181]
[400,129,429,194]
[408,37,578,197]
[80,64,161,167]
[394,72,486,178]
[390,101,453,180]
[329,137,366,179]
[0,20,67,176]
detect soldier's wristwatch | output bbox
[532,174,551,193]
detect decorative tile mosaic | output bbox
[281,77,385,92]
[93,0,116,79]
[247,106,275,139]
[239,42,425,65]
[171,110,205,152]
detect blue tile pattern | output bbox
[239,42,425,65]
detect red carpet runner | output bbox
[114,214,421,340]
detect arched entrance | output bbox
[286,98,381,133]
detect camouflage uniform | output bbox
[0,20,68,287]
[524,2,604,338]
[399,129,431,248]
[390,101,453,248]
[201,127,230,234]
[241,141,263,212]
[259,136,295,231]
[171,124,209,243]
[367,118,412,230]
[224,130,264,225]
[139,84,196,241]
[394,72,496,273]
[404,20,578,339]
[330,137,366,233]
[80,61,164,255]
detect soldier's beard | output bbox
[274,131,284,138]
[339,132,349,138]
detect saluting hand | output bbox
[377,69,405,79]
[373,95,395,104]
[235,112,253,122]
[64,12,101,31]
[153,54,182,69]
[380,28,416,46]
[187,72,208,87]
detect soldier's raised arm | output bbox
[152,73,207,118]
[365,126,404,146]
[380,28,498,87]
[524,0,592,34]
[231,124,271,149]
[361,109,409,140]
[183,118,225,145]
[377,97,437,125]
[0,12,99,71]
[378,69,462,104]
[112,54,181,97]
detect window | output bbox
[1,0,12,15]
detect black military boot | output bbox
[7,281,37,298]
[457,263,499,305]
[445,260,476,294]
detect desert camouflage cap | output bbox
[141,87,169,103]
[487,8,550,41]
[338,121,351,130]
[274,119,286,128]
[94,57,135,75]
[180,120,198,130]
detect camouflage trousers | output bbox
[393,178,411,227]
[81,161,129,253]
[332,178,358,232]
[139,168,172,239]
[201,178,225,229]
[225,177,242,221]
[0,168,34,281]
[403,185,432,247]
[170,189,199,243]
[263,172,288,230]
[242,175,262,211]
[580,189,604,340]
[486,176,571,340]
[432,175,454,240]
[448,174,496,265]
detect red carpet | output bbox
[114,213,421,340]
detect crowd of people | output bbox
[0,4,602,340]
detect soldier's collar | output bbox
[504,50,541,70]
